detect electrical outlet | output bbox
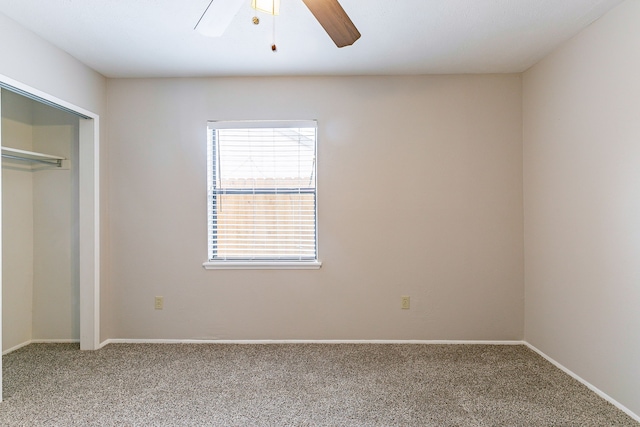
[154,296,164,310]
[401,296,410,310]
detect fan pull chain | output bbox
[271,14,277,52]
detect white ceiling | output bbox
[0,0,624,78]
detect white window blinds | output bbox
[207,121,317,262]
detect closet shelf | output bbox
[1,146,66,167]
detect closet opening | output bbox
[0,79,100,402]
[2,88,80,350]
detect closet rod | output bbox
[1,153,62,167]
[1,147,65,167]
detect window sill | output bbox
[203,260,322,270]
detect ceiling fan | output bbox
[195,0,361,48]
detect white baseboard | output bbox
[2,340,32,355]
[100,338,525,347]
[525,342,640,423]
[3,339,80,355]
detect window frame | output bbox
[203,120,321,270]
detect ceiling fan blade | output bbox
[195,0,245,37]
[301,0,361,48]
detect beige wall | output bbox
[523,0,640,416]
[1,91,34,350]
[31,104,79,341]
[0,13,105,114]
[106,75,524,340]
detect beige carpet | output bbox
[1,343,637,426]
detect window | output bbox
[204,120,320,269]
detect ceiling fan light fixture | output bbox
[251,0,280,16]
